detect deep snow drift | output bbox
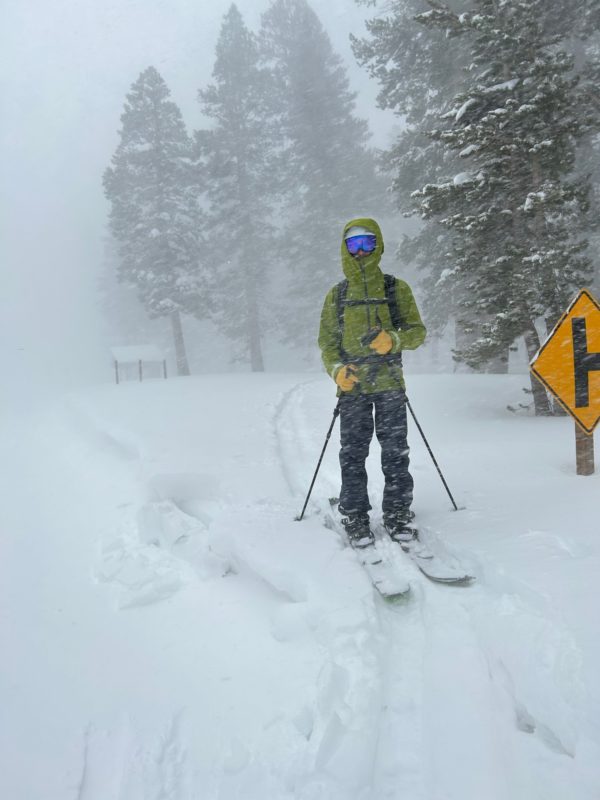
[1,373,599,799]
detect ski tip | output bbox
[382,586,412,602]
[425,573,476,586]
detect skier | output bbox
[318,217,426,548]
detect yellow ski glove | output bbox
[369,330,393,355]
[335,365,360,392]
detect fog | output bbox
[1,0,396,406]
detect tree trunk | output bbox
[234,143,265,373]
[453,319,477,372]
[484,348,509,374]
[531,151,567,416]
[429,335,439,372]
[531,152,544,237]
[524,324,552,415]
[245,272,265,372]
[170,311,190,376]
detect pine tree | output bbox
[196,4,277,372]
[260,0,387,351]
[103,67,200,376]
[352,0,471,353]
[573,1,600,292]
[407,0,595,414]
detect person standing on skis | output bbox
[318,217,426,548]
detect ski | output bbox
[381,524,475,585]
[325,500,411,600]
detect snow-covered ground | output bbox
[1,372,599,799]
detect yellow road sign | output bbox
[531,289,600,434]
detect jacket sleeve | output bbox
[318,286,344,380]
[389,279,427,353]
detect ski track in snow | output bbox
[33,381,598,799]
[273,382,597,800]
[75,714,189,800]
[273,384,430,798]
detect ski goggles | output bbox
[345,234,377,256]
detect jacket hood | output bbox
[341,217,385,283]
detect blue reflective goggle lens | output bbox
[345,234,377,255]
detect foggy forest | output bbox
[5,0,599,409]
[3,2,600,799]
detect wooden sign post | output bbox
[575,422,595,476]
[530,289,600,476]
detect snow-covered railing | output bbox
[110,345,167,384]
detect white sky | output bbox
[0,0,396,400]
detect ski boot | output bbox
[341,512,375,549]
[383,508,418,545]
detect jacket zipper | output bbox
[359,261,372,332]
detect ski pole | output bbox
[295,400,341,521]
[405,395,460,511]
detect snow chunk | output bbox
[437,267,457,285]
[481,79,519,94]
[460,144,480,157]
[455,98,477,121]
[453,172,474,186]
[524,191,547,212]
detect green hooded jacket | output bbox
[318,217,426,394]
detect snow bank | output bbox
[1,373,599,799]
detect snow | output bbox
[481,79,519,94]
[2,373,600,799]
[453,171,474,186]
[436,267,458,284]
[524,191,548,212]
[455,98,477,121]
[459,144,480,157]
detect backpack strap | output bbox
[335,279,349,360]
[336,279,348,338]
[384,274,402,329]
